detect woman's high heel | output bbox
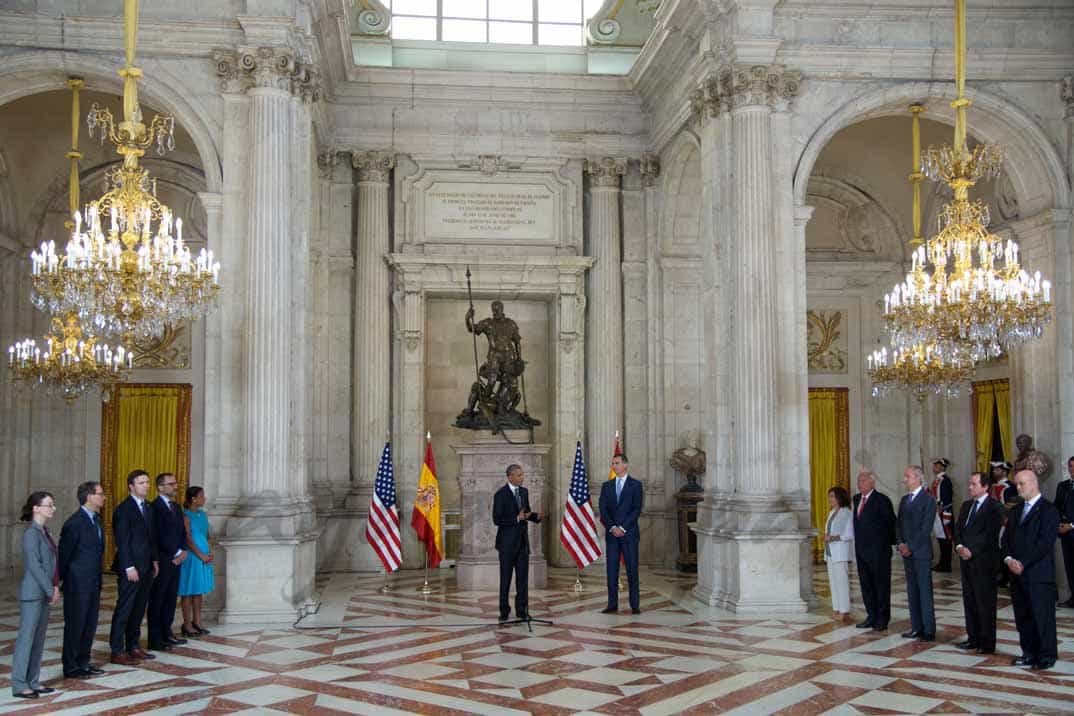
[193,624,211,636]
[181,626,199,638]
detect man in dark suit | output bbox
[598,453,643,614]
[852,470,896,631]
[58,481,107,679]
[1004,469,1060,670]
[493,464,542,622]
[1055,456,1074,608]
[953,471,1004,654]
[929,458,955,573]
[897,465,937,641]
[147,473,188,650]
[109,469,158,666]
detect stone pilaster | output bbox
[214,46,319,623]
[585,157,628,467]
[693,64,808,614]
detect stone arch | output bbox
[0,51,222,194]
[658,129,703,257]
[793,81,1070,216]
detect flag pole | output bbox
[573,568,584,593]
[379,567,393,594]
[417,552,436,594]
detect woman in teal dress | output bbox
[178,486,214,637]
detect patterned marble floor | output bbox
[0,564,1071,715]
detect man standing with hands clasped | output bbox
[897,465,937,641]
[953,471,1004,654]
[599,454,643,615]
[493,464,542,623]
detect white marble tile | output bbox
[555,649,631,666]
[812,669,896,689]
[647,655,727,673]
[503,636,574,651]
[531,687,621,709]
[185,666,274,685]
[640,671,780,716]
[569,667,651,685]
[850,690,943,713]
[468,652,545,668]
[286,664,367,682]
[751,638,820,653]
[721,682,824,716]
[223,684,314,706]
[736,653,814,671]
[471,668,557,687]
[381,663,460,680]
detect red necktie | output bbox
[857,493,868,517]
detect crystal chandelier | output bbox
[868,105,974,400]
[881,0,1050,363]
[8,313,132,403]
[28,0,220,340]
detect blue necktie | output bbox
[616,478,623,500]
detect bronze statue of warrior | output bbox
[455,298,540,433]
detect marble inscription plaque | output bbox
[425,182,555,242]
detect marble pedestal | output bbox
[454,435,550,591]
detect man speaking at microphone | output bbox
[493,464,543,622]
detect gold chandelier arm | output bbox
[65,78,83,229]
[909,103,924,247]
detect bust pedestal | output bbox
[453,434,549,591]
[675,488,704,572]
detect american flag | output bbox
[366,442,402,572]
[560,441,602,568]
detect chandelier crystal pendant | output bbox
[881,0,1051,362]
[868,105,975,400]
[8,313,132,403]
[27,0,220,340]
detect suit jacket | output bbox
[111,496,155,575]
[150,495,186,563]
[493,484,541,554]
[598,475,643,542]
[19,523,56,601]
[58,508,104,593]
[897,489,936,560]
[952,496,1004,573]
[1004,496,1060,583]
[824,507,855,562]
[1055,479,1074,525]
[852,490,896,563]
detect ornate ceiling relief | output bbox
[805,175,902,261]
[807,310,848,374]
[132,324,192,369]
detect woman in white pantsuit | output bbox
[824,486,855,623]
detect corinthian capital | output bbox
[351,150,396,182]
[585,157,628,188]
[724,63,801,110]
[639,154,661,187]
[212,47,321,102]
[1063,76,1073,119]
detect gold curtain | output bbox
[971,379,1010,472]
[100,384,192,566]
[808,388,850,563]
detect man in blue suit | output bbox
[1004,469,1060,670]
[598,453,643,614]
[897,465,937,641]
[58,481,107,679]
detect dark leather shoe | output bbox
[631,608,641,615]
[85,666,105,675]
[600,607,617,614]
[918,633,936,642]
[516,613,530,620]
[977,647,995,654]
[148,642,172,652]
[871,624,888,632]
[33,687,55,695]
[165,635,187,645]
[955,640,978,650]
[64,669,90,679]
[498,614,509,622]
[855,619,874,629]
[111,653,140,666]
[901,630,921,639]
[1060,598,1074,608]
[12,691,38,699]
[1012,656,1037,667]
[130,648,156,660]
[1033,660,1056,671]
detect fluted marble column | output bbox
[349,151,395,502]
[585,157,627,464]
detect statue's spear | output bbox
[465,266,479,382]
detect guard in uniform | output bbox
[990,461,1017,587]
[930,458,954,572]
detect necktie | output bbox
[616,478,623,500]
[966,499,979,527]
[513,488,522,509]
[91,513,102,542]
[857,493,868,517]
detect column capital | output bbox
[693,63,802,121]
[585,157,628,188]
[351,150,396,183]
[316,150,342,180]
[212,46,321,102]
[1062,75,1073,119]
[639,154,661,187]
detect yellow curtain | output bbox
[809,389,849,563]
[972,379,1010,472]
[100,384,192,565]
[994,380,1012,461]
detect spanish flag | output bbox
[410,435,443,568]
[608,431,622,481]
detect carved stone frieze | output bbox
[351,150,396,183]
[455,154,521,176]
[212,46,321,102]
[584,157,628,187]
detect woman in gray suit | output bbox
[12,491,60,699]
